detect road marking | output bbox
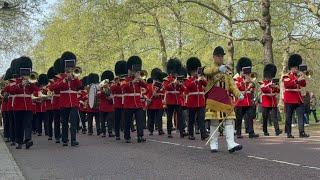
[149,139,320,171]
[248,155,320,170]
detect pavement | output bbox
[2,123,320,180]
[0,133,25,180]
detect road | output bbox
[6,125,320,180]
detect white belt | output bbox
[124,93,140,96]
[60,90,78,94]
[53,94,60,97]
[261,93,276,96]
[188,92,205,96]
[155,93,164,96]
[285,89,301,92]
[14,94,31,98]
[166,91,179,94]
[240,91,252,94]
[113,94,123,98]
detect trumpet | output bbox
[28,72,38,84]
[301,70,313,78]
[140,70,148,80]
[72,67,82,77]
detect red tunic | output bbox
[122,76,148,109]
[9,78,39,111]
[146,83,164,110]
[110,82,123,109]
[50,74,82,108]
[234,75,255,107]
[163,75,185,106]
[260,80,280,107]
[282,72,306,104]
[184,76,207,108]
[97,90,114,112]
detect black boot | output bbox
[287,134,294,138]
[137,136,146,143]
[275,129,282,136]
[16,144,22,149]
[228,145,243,153]
[71,141,79,146]
[26,141,33,149]
[299,132,309,138]
[201,133,209,141]
[249,133,259,138]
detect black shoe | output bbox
[101,134,106,138]
[249,133,259,138]
[26,141,33,149]
[149,132,153,136]
[55,140,60,143]
[201,133,209,141]
[168,134,173,138]
[237,135,243,139]
[137,137,146,143]
[16,144,22,149]
[97,132,101,136]
[229,145,243,153]
[48,137,53,141]
[287,134,294,138]
[109,134,115,138]
[125,139,131,143]
[82,129,87,134]
[275,130,283,136]
[71,141,79,146]
[211,149,218,153]
[63,143,68,146]
[219,132,223,137]
[264,132,270,136]
[188,136,195,140]
[10,142,15,146]
[299,132,310,138]
[158,131,165,135]
[116,137,120,140]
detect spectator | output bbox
[303,91,311,126]
[310,92,319,123]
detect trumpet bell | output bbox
[28,72,39,83]
[73,67,82,77]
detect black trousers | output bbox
[61,108,78,143]
[79,111,87,130]
[124,108,144,140]
[2,111,10,139]
[53,110,61,140]
[100,111,114,135]
[36,112,48,135]
[46,110,54,138]
[235,106,255,135]
[285,103,305,135]
[8,111,15,142]
[14,110,33,144]
[310,110,318,122]
[262,107,280,133]
[148,109,163,133]
[166,105,184,134]
[114,108,122,138]
[87,112,100,135]
[32,113,37,133]
[188,107,206,136]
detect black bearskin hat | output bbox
[60,51,77,73]
[10,58,19,77]
[115,60,127,76]
[38,74,48,86]
[18,56,32,69]
[166,58,182,75]
[81,76,89,87]
[101,70,114,81]
[54,58,62,74]
[47,66,56,80]
[161,72,168,82]
[179,66,188,78]
[236,57,252,73]
[147,78,153,84]
[263,64,277,79]
[151,68,162,81]
[88,73,99,84]
[127,56,142,71]
[4,68,12,80]
[186,57,201,75]
[288,54,302,69]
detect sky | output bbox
[0,0,59,75]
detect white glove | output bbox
[219,65,228,73]
[239,93,244,100]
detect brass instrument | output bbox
[140,70,148,80]
[249,72,258,81]
[28,72,39,84]
[99,79,111,97]
[72,66,82,77]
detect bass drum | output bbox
[88,84,99,109]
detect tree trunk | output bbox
[226,1,234,71]
[260,0,274,64]
[153,15,168,71]
[116,31,125,60]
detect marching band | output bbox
[0,46,312,153]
